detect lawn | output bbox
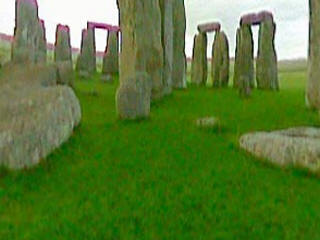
[1,63,320,239]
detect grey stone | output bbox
[240,127,320,172]
[172,0,187,89]
[117,0,164,101]
[76,28,96,75]
[54,25,72,64]
[234,25,254,92]
[12,0,47,64]
[256,19,279,90]
[116,72,152,119]
[159,0,173,95]
[0,64,81,170]
[212,31,230,88]
[102,31,119,76]
[55,61,74,87]
[191,33,207,86]
[307,0,320,109]
[196,117,221,129]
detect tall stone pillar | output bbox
[233,28,241,88]
[212,31,229,88]
[159,0,173,95]
[172,0,187,89]
[236,25,254,93]
[54,24,72,64]
[191,33,207,86]
[12,0,47,64]
[307,0,320,109]
[76,27,96,76]
[102,30,119,77]
[256,19,279,90]
[116,0,163,119]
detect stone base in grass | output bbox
[240,127,320,172]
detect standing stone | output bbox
[159,0,173,95]
[256,19,278,90]
[307,0,320,109]
[191,33,207,86]
[54,24,72,64]
[234,24,254,92]
[233,28,241,88]
[172,0,187,89]
[116,0,164,119]
[36,19,47,63]
[102,31,119,78]
[237,25,254,96]
[12,0,47,64]
[212,31,230,87]
[76,27,96,76]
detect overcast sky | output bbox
[0,0,309,59]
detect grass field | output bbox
[1,59,320,239]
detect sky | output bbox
[0,0,309,60]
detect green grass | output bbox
[1,63,320,239]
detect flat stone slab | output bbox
[0,64,81,169]
[197,22,221,33]
[240,127,320,172]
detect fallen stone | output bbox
[191,33,207,86]
[172,0,187,89]
[240,127,320,172]
[196,117,221,129]
[0,64,81,169]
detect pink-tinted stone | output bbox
[240,11,274,26]
[57,24,70,33]
[197,22,221,33]
[87,22,120,32]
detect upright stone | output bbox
[237,25,254,95]
[307,0,320,109]
[172,0,187,89]
[256,19,278,90]
[233,28,241,88]
[102,31,119,77]
[159,0,173,95]
[212,31,229,87]
[191,33,207,86]
[76,27,96,76]
[116,0,164,119]
[36,19,47,63]
[54,24,72,64]
[12,0,47,64]
[234,24,254,91]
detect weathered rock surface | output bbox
[0,64,81,169]
[159,0,173,95]
[256,19,279,90]
[54,24,72,64]
[102,31,119,76]
[240,127,320,172]
[172,0,187,89]
[212,31,229,88]
[116,0,164,119]
[76,28,96,75]
[12,0,47,64]
[233,28,241,88]
[307,0,320,109]
[196,117,221,129]
[191,33,207,86]
[116,72,152,119]
[55,61,74,87]
[117,0,163,101]
[234,25,254,92]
